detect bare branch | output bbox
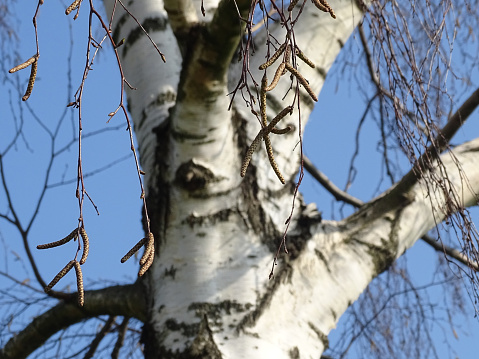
[303,156,364,208]
[387,87,479,201]
[83,316,116,359]
[180,0,251,102]
[421,234,479,272]
[111,317,129,359]
[163,0,198,48]
[304,155,479,273]
[0,283,146,359]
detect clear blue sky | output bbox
[1,1,479,358]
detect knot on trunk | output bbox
[175,160,216,192]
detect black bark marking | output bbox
[175,160,216,192]
[123,17,168,57]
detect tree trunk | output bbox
[100,0,479,358]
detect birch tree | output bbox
[1,0,479,358]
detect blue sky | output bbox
[1,1,479,358]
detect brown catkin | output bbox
[240,131,263,177]
[241,106,293,178]
[288,0,300,11]
[9,56,36,74]
[259,43,287,70]
[65,0,81,15]
[263,107,294,184]
[121,237,147,263]
[264,136,285,184]
[45,260,75,292]
[73,261,84,306]
[296,48,315,68]
[267,106,294,131]
[140,233,154,266]
[260,74,268,126]
[284,45,292,64]
[22,59,37,101]
[271,125,292,135]
[37,229,78,249]
[284,63,318,102]
[138,252,154,277]
[79,227,89,265]
[264,62,286,92]
[312,0,336,18]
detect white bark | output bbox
[103,0,182,191]
[251,138,479,357]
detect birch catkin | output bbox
[121,237,147,263]
[288,0,300,11]
[260,74,268,125]
[264,63,286,92]
[45,260,75,292]
[241,106,293,178]
[271,125,292,135]
[296,48,315,68]
[140,233,154,266]
[9,56,36,73]
[138,253,154,277]
[79,227,89,265]
[138,232,155,276]
[37,229,78,249]
[22,59,37,101]
[265,135,285,184]
[284,63,318,102]
[311,0,336,18]
[74,261,84,306]
[259,43,287,70]
[65,0,81,15]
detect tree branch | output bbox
[303,156,364,207]
[83,316,117,359]
[378,87,479,208]
[303,156,479,274]
[0,283,145,359]
[421,234,479,272]
[179,0,251,102]
[163,0,198,53]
